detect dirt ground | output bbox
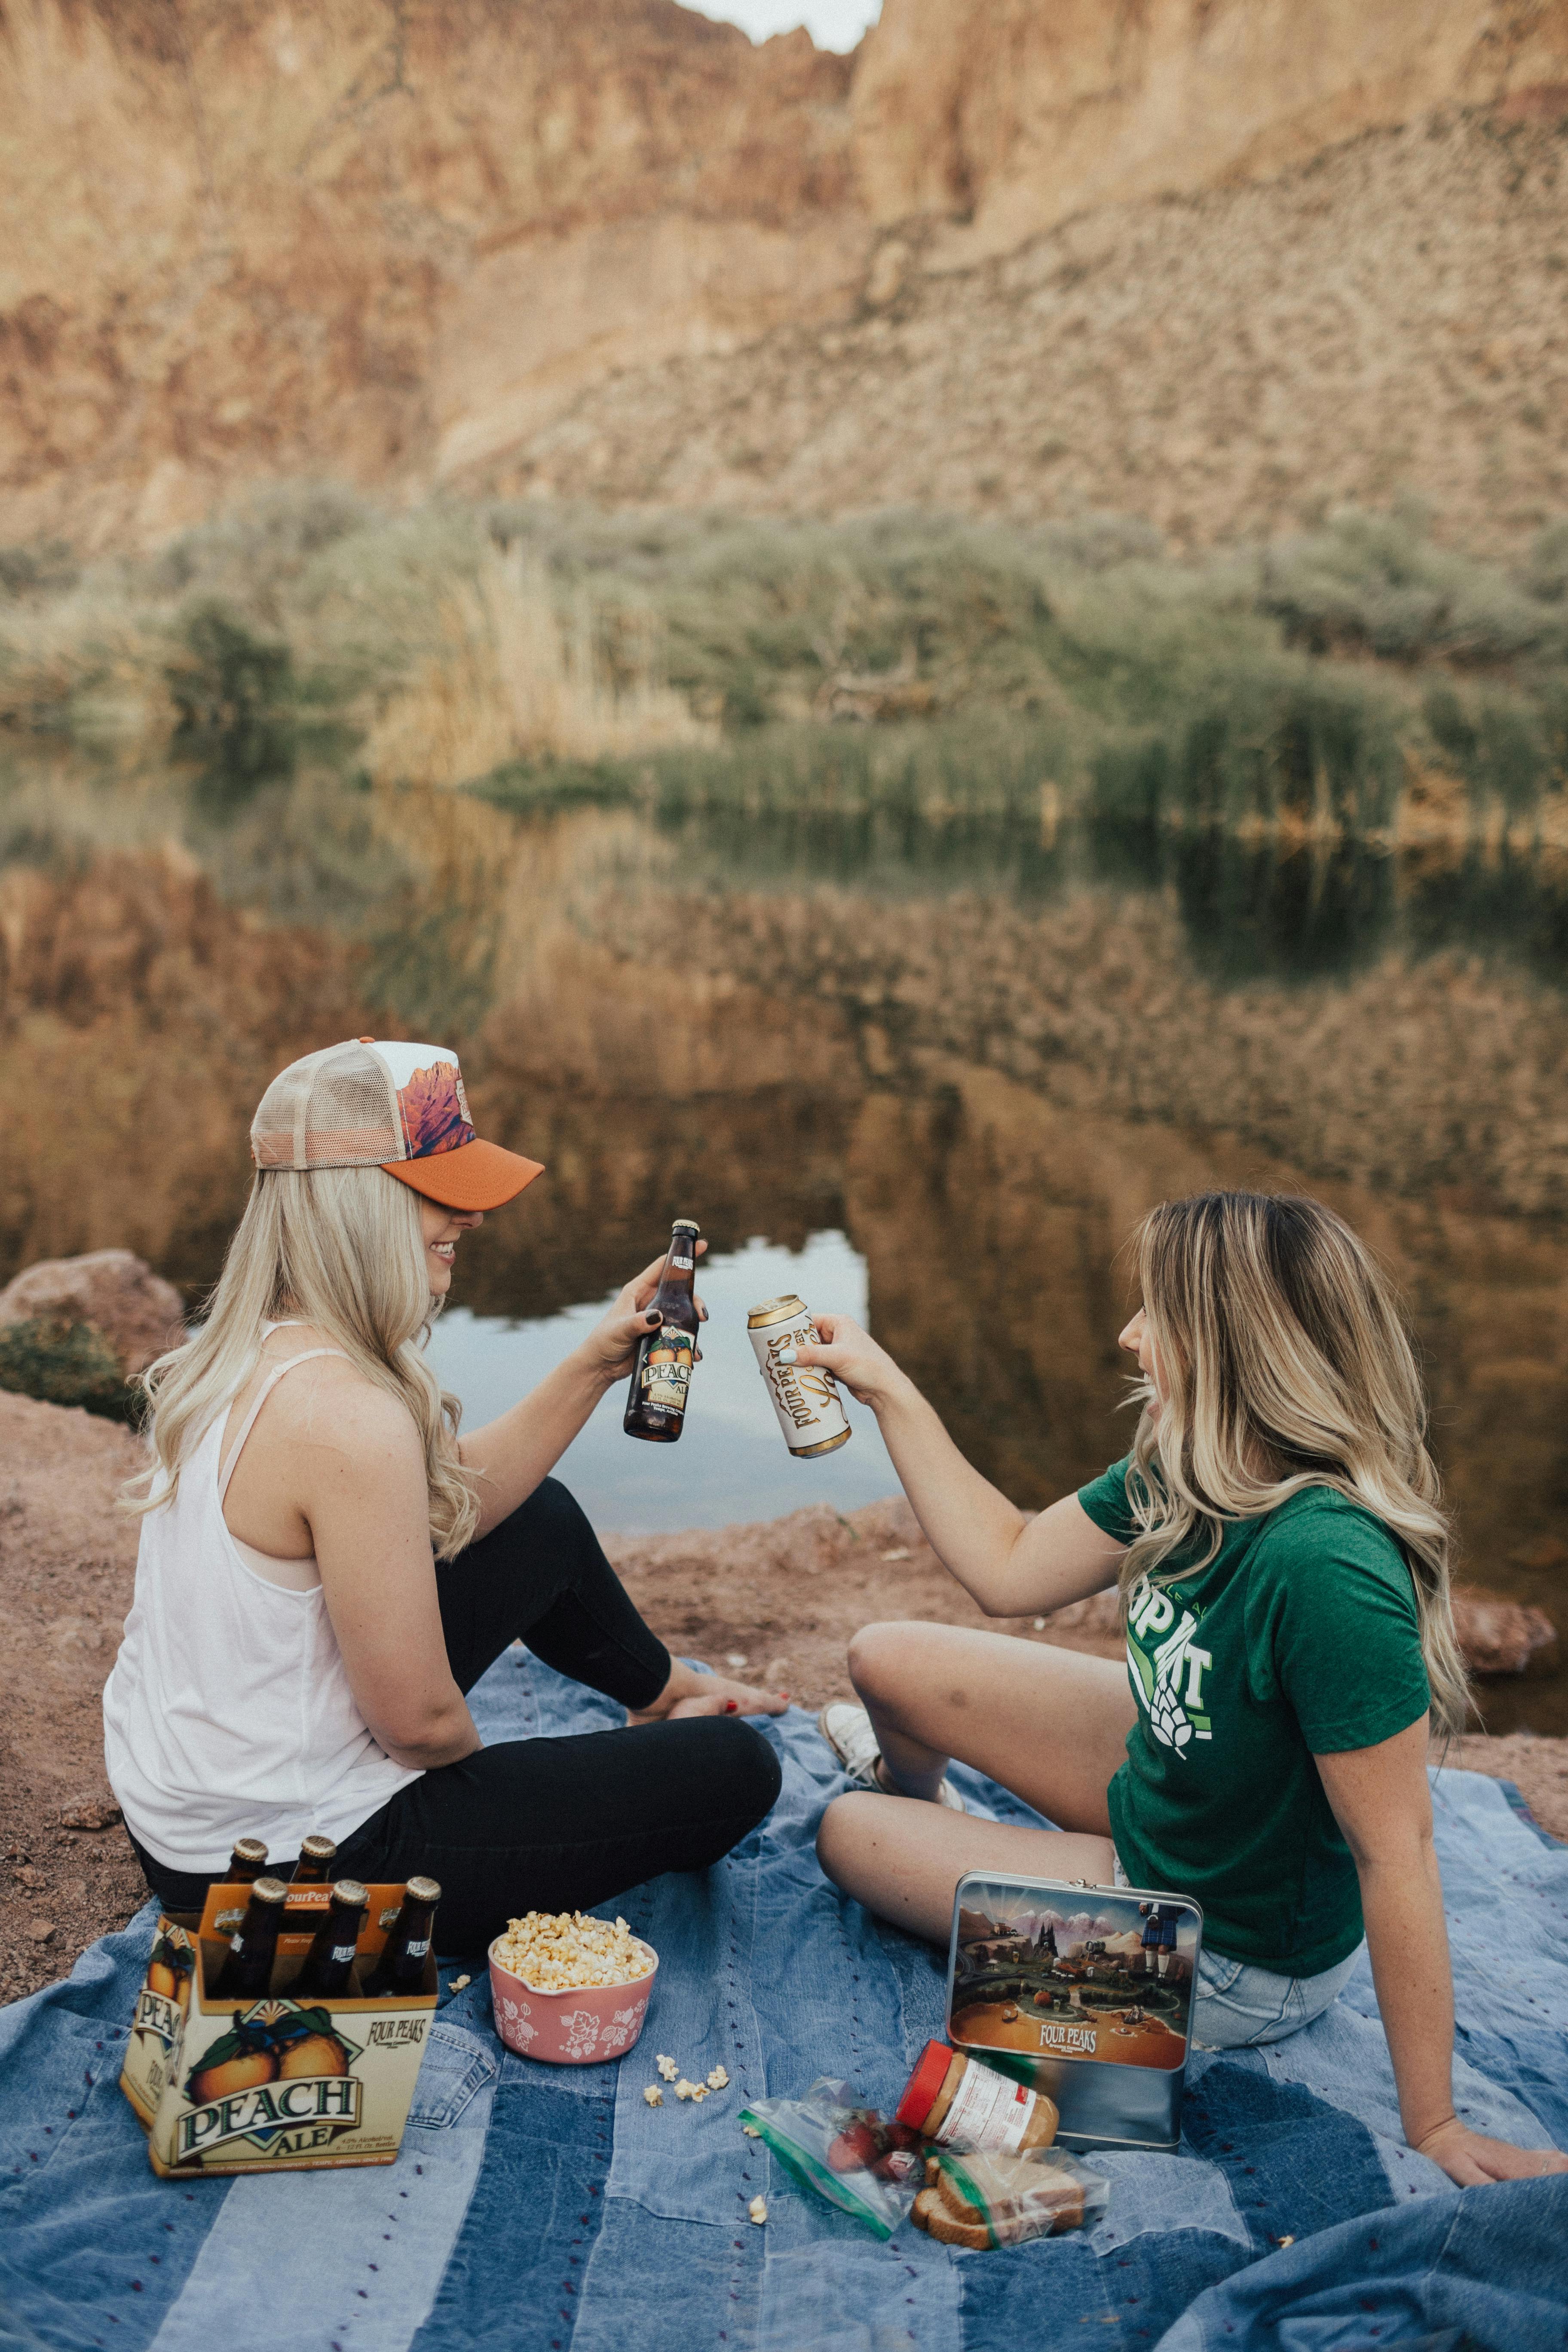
[2,1391,1564,2008]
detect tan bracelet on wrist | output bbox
[1412,2114,1458,2151]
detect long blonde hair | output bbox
[126,1166,479,1559]
[1118,1190,1470,1740]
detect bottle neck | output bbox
[656,1229,699,1304]
[392,1902,435,1954]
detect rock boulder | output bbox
[0,1250,187,1376]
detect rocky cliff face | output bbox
[849,0,1568,269]
[0,0,855,544]
[3,0,1567,548]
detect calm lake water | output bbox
[426,1229,899,1528]
[4,745,1565,1730]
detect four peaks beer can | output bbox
[748,1295,851,1458]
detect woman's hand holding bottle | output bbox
[578,1241,710,1384]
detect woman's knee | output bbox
[816,1791,878,1892]
[682,1715,782,1829]
[847,1619,938,1711]
[729,1717,784,1824]
[509,1475,591,1545]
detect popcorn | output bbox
[674,2079,704,2101]
[644,2086,664,2107]
[656,2054,680,2082]
[447,1974,471,1992]
[490,1911,655,1994]
[749,2196,768,2225]
[741,2123,762,2138]
[706,2065,729,2090]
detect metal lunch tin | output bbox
[944,1870,1205,2153]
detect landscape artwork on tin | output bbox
[947,1876,1203,2076]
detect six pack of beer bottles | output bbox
[122,1834,445,2176]
[217,1833,440,2002]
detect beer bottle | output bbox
[294,1879,368,1999]
[214,1876,289,1998]
[362,1876,441,1999]
[289,1833,337,1884]
[227,1836,268,1883]
[623,1219,701,1443]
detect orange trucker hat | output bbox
[250,1038,544,1212]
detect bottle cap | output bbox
[896,2040,956,2129]
[233,1838,268,1861]
[405,1876,442,1904]
[300,1833,337,1860]
[251,1877,290,1907]
[331,1880,369,1909]
[671,1219,701,1235]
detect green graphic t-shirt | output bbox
[1078,1458,1431,1976]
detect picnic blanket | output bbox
[3,1650,1566,2352]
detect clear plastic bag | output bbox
[739,2078,925,2239]
[739,2076,1110,2250]
[912,2145,1110,2249]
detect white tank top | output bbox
[103,1336,422,1873]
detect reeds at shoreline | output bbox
[3,491,1565,836]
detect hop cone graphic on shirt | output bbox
[1147,1677,1193,1752]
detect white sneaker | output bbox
[817,1702,967,1812]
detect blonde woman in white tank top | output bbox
[104,1038,786,1953]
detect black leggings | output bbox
[127,1479,782,1953]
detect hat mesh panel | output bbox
[251,1042,404,1169]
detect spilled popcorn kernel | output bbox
[674,2079,701,2101]
[656,2054,679,2082]
[1276,2235,1295,2249]
[749,2196,768,2225]
[643,2086,664,2107]
[706,2064,729,2090]
[447,1974,471,1992]
[741,2122,762,2138]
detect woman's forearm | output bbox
[1356,1838,1457,2146]
[459,1344,617,1532]
[871,1373,1034,1612]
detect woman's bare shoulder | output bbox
[258,1341,422,1462]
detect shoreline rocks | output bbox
[0,1249,186,1377]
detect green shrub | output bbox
[1259,507,1566,665]
[1424,683,1550,815]
[167,601,298,797]
[0,1317,135,1421]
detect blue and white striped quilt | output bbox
[3,1650,1565,2351]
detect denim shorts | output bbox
[1112,1850,1362,2051]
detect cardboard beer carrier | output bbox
[945,1870,1204,2153]
[120,1879,436,2177]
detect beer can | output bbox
[747,1295,851,1458]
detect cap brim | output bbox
[382,1138,545,1212]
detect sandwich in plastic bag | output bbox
[912,2144,1109,2248]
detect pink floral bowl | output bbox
[487,1937,658,2065]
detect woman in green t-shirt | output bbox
[796,1189,1565,2188]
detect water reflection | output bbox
[428,1231,898,1532]
[1167,831,1397,983]
[3,744,1565,1730]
